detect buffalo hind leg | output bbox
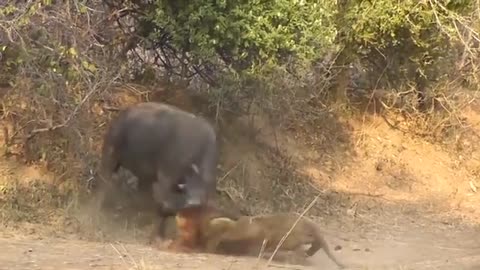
[94,160,121,212]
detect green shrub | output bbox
[337,0,476,92]
[146,0,337,72]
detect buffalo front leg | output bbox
[149,207,176,248]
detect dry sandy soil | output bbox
[1,98,480,270]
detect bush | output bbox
[0,2,124,182]
[109,0,478,113]
[335,0,478,108]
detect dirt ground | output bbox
[1,97,480,270]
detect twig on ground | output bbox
[217,187,236,202]
[120,243,139,269]
[218,162,242,185]
[254,239,269,269]
[264,194,320,267]
[110,243,129,266]
[265,263,307,270]
[342,190,386,198]
[103,105,121,111]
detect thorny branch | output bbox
[25,71,122,141]
[103,0,220,86]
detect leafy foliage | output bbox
[107,0,477,107]
[337,0,476,90]
[150,0,336,68]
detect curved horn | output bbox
[191,164,199,174]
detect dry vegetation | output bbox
[0,1,480,269]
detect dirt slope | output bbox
[1,102,480,269]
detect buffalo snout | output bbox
[178,164,210,209]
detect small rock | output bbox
[376,161,384,171]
